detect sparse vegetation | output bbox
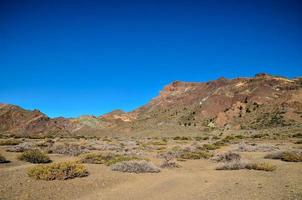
[292,133,302,138]
[50,143,88,156]
[0,139,22,146]
[28,162,88,180]
[216,160,276,171]
[18,149,51,163]
[212,151,241,162]
[160,160,181,168]
[245,162,276,172]
[202,143,220,150]
[179,150,212,160]
[80,153,143,166]
[6,142,36,152]
[111,160,160,173]
[265,151,302,162]
[216,160,249,170]
[173,136,191,140]
[236,143,279,152]
[294,140,302,144]
[0,154,10,163]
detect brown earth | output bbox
[1,133,302,200]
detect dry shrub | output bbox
[6,142,36,152]
[158,147,212,161]
[28,162,88,180]
[265,151,302,162]
[216,160,276,171]
[111,160,160,173]
[216,160,250,170]
[0,139,22,146]
[80,153,143,166]
[160,152,181,169]
[236,143,279,152]
[245,162,276,172]
[0,154,10,163]
[160,161,181,168]
[294,140,302,144]
[18,149,51,163]
[180,151,212,160]
[212,151,241,162]
[50,143,88,156]
[202,143,220,150]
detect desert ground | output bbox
[1,127,302,200]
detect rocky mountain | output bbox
[130,73,302,132]
[1,73,301,137]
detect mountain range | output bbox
[1,73,301,138]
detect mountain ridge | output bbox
[1,73,301,138]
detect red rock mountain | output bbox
[1,74,301,137]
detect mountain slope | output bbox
[129,73,302,131]
[0,73,301,137]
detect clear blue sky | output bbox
[0,0,301,117]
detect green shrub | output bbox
[18,149,51,163]
[80,153,143,166]
[0,154,10,163]
[28,162,88,180]
[0,139,21,146]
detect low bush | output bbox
[149,140,167,146]
[28,162,88,180]
[80,153,143,166]
[236,143,279,152]
[294,140,302,144]
[292,133,302,138]
[0,154,10,163]
[0,139,21,146]
[202,143,220,150]
[212,151,241,162]
[50,143,88,156]
[216,160,249,170]
[216,160,276,171]
[6,142,36,152]
[180,151,212,160]
[234,135,244,139]
[18,149,51,163]
[111,160,160,173]
[173,136,191,140]
[160,161,181,168]
[265,151,302,162]
[245,162,276,172]
[252,133,269,139]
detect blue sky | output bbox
[0,0,301,117]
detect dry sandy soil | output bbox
[1,134,302,200]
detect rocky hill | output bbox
[1,73,301,137]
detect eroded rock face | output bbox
[1,73,301,137]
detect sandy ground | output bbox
[1,146,302,200]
